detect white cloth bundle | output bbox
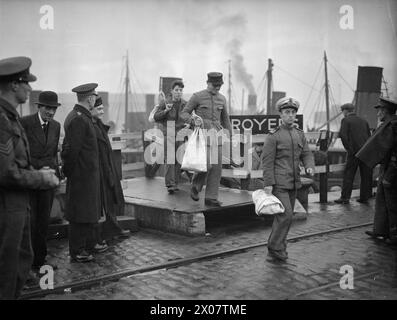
[252,190,285,215]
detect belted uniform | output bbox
[262,123,314,254]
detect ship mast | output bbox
[266,58,273,114]
[124,50,130,133]
[324,51,331,132]
[228,59,232,114]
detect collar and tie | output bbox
[42,121,49,139]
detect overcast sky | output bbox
[0,0,396,119]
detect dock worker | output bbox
[0,56,59,299]
[61,83,107,263]
[262,97,315,262]
[20,91,61,272]
[154,80,187,194]
[90,96,130,241]
[335,103,373,204]
[180,72,232,207]
[356,97,397,245]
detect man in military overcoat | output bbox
[61,83,105,263]
[0,56,59,299]
[356,97,397,245]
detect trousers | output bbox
[192,144,222,200]
[0,204,33,299]
[30,189,55,267]
[373,182,397,237]
[268,188,296,253]
[341,154,373,200]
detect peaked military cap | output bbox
[71,83,98,94]
[374,97,397,112]
[0,56,37,82]
[35,91,61,107]
[276,97,300,112]
[340,103,355,111]
[94,96,103,107]
[207,72,224,85]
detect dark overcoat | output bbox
[93,119,124,216]
[20,113,60,170]
[339,113,371,154]
[61,104,100,223]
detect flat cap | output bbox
[94,96,103,107]
[72,83,98,94]
[0,56,37,82]
[275,97,300,112]
[374,97,397,112]
[340,103,355,111]
[207,72,224,85]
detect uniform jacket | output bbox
[356,115,397,187]
[262,124,315,190]
[0,97,48,211]
[20,113,60,170]
[153,99,187,133]
[180,89,232,133]
[339,113,371,154]
[61,104,100,223]
[93,119,125,216]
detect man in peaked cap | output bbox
[262,97,314,261]
[357,97,397,245]
[61,83,107,263]
[334,102,373,204]
[180,72,232,207]
[0,57,59,299]
[20,91,62,272]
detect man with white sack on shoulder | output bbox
[180,72,232,207]
[262,97,315,262]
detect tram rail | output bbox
[21,222,372,299]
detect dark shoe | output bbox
[357,198,369,204]
[205,199,222,207]
[88,243,109,254]
[71,250,94,263]
[334,198,350,204]
[365,230,387,240]
[267,250,288,262]
[167,186,176,194]
[190,186,199,201]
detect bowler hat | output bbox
[35,91,61,108]
[0,56,37,82]
[207,72,224,85]
[276,97,300,112]
[374,97,397,113]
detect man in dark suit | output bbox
[20,91,61,271]
[356,97,397,245]
[335,103,373,204]
[61,83,107,263]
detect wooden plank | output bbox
[122,162,145,171]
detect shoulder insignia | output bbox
[0,137,12,156]
[77,111,82,116]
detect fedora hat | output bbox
[35,91,61,108]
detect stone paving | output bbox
[30,189,375,289]
[41,226,397,300]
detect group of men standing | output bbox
[335,98,397,246]
[0,56,129,299]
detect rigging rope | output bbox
[327,60,355,93]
